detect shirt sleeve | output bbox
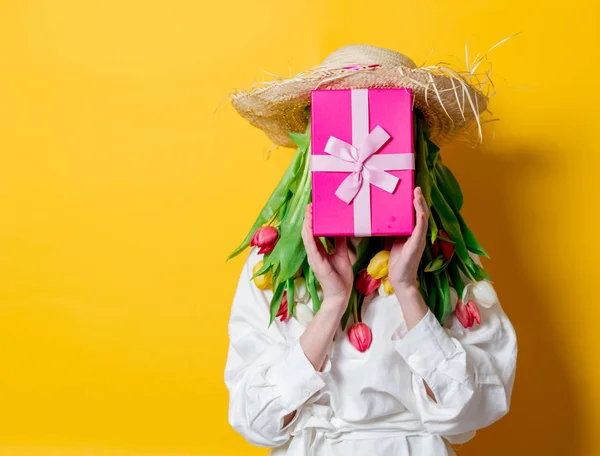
[391,260,517,439]
[224,250,331,448]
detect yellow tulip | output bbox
[367,250,390,279]
[382,277,394,294]
[252,261,272,290]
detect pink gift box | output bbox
[310,88,415,237]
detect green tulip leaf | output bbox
[456,212,490,258]
[431,273,443,321]
[429,213,439,244]
[264,118,313,280]
[422,232,434,264]
[461,256,481,281]
[302,260,322,313]
[438,235,455,245]
[288,131,309,151]
[424,255,446,272]
[426,277,439,316]
[228,143,305,261]
[426,138,441,170]
[447,259,465,297]
[432,158,488,259]
[431,149,489,260]
[438,270,452,323]
[250,261,272,280]
[434,161,464,211]
[273,190,292,227]
[430,183,470,262]
[269,160,311,279]
[456,255,479,283]
[468,259,491,281]
[286,277,295,318]
[415,115,433,205]
[269,282,286,326]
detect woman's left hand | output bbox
[388,187,430,291]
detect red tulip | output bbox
[432,230,454,260]
[455,300,480,328]
[348,323,373,352]
[355,270,381,296]
[275,291,291,322]
[251,226,279,255]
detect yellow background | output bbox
[0,0,597,455]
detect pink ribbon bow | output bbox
[311,89,415,236]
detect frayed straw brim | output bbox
[231,45,490,148]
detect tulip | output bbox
[454,300,473,328]
[294,277,309,303]
[383,277,394,294]
[251,226,279,254]
[275,292,291,322]
[449,287,458,312]
[252,261,272,290]
[348,322,373,352]
[471,280,499,309]
[356,270,380,296]
[466,300,481,324]
[367,250,390,279]
[432,230,454,260]
[455,300,480,328]
[378,277,394,295]
[295,303,314,326]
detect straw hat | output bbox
[231,44,489,148]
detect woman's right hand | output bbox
[301,204,353,313]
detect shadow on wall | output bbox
[442,143,582,455]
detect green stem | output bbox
[352,294,359,324]
[458,256,477,282]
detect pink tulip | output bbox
[355,270,381,296]
[348,323,373,352]
[251,226,279,254]
[455,301,473,328]
[466,300,481,325]
[275,291,291,322]
[455,300,481,328]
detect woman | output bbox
[224,45,517,455]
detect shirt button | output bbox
[303,389,311,398]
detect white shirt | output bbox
[224,249,517,455]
